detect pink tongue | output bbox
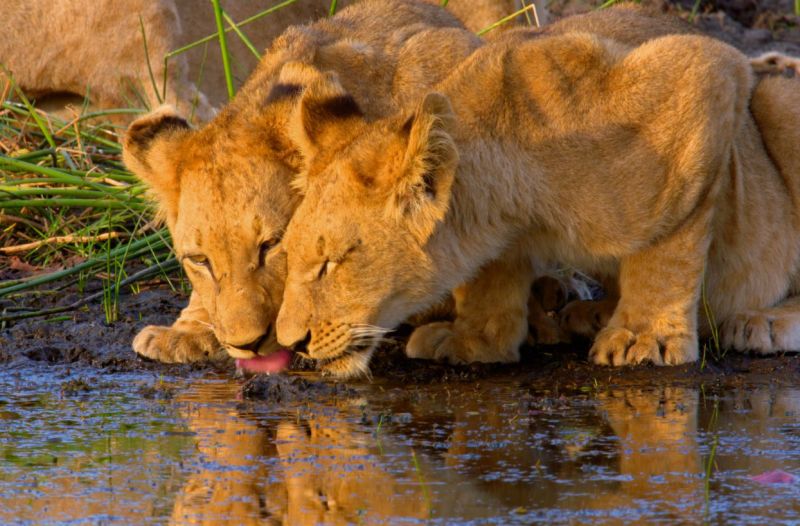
[236,348,293,374]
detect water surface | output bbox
[2,366,800,524]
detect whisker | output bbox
[349,323,392,332]
[348,325,391,338]
[349,334,395,347]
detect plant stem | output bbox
[211,0,235,100]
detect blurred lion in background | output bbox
[1,0,536,123]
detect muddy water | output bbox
[2,366,800,525]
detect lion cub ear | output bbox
[390,92,459,243]
[282,63,364,184]
[123,105,191,222]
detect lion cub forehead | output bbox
[292,211,359,259]
[174,199,284,248]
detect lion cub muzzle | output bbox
[287,321,382,378]
[222,324,276,359]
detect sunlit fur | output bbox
[278,21,800,376]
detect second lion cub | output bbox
[274,30,784,376]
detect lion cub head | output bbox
[277,74,459,377]
[123,97,303,361]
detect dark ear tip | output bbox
[308,94,363,120]
[400,114,415,136]
[125,106,190,151]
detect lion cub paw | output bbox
[133,325,226,364]
[589,327,696,366]
[751,52,799,77]
[406,321,520,364]
[720,312,800,354]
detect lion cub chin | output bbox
[275,24,800,378]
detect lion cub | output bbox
[275,28,800,376]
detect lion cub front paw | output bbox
[406,321,520,364]
[133,325,225,364]
[589,326,697,366]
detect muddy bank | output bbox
[3,284,799,395]
[0,287,228,375]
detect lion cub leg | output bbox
[133,291,225,363]
[720,296,800,354]
[406,248,535,364]
[590,210,711,366]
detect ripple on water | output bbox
[2,366,800,524]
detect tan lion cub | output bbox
[275,30,780,377]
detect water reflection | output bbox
[0,373,194,524]
[166,380,800,525]
[2,371,800,524]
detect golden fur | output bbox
[123,0,482,364]
[276,20,800,377]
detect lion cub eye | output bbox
[186,254,210,268]
[259,237,281,266]
[317,260,337,280]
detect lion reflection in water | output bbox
[170,383,433,525]
[168,382,800,524]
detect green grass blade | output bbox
[211,0,235,100]
[2,69,56,151]
[0,187,125,199]
[164,0,299,60]
[0,156,134,197]
[0,198,148,210]
[222,10,261,59]
[476,5,535,35]
[597,0,620,8]
[689,0,702,22]
[0,233,170,296]
[139,15,163,105]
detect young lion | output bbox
[122,0,482,368]
[275,28,800,377]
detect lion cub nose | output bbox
[285,331,311,353]
[226,325,271,352]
